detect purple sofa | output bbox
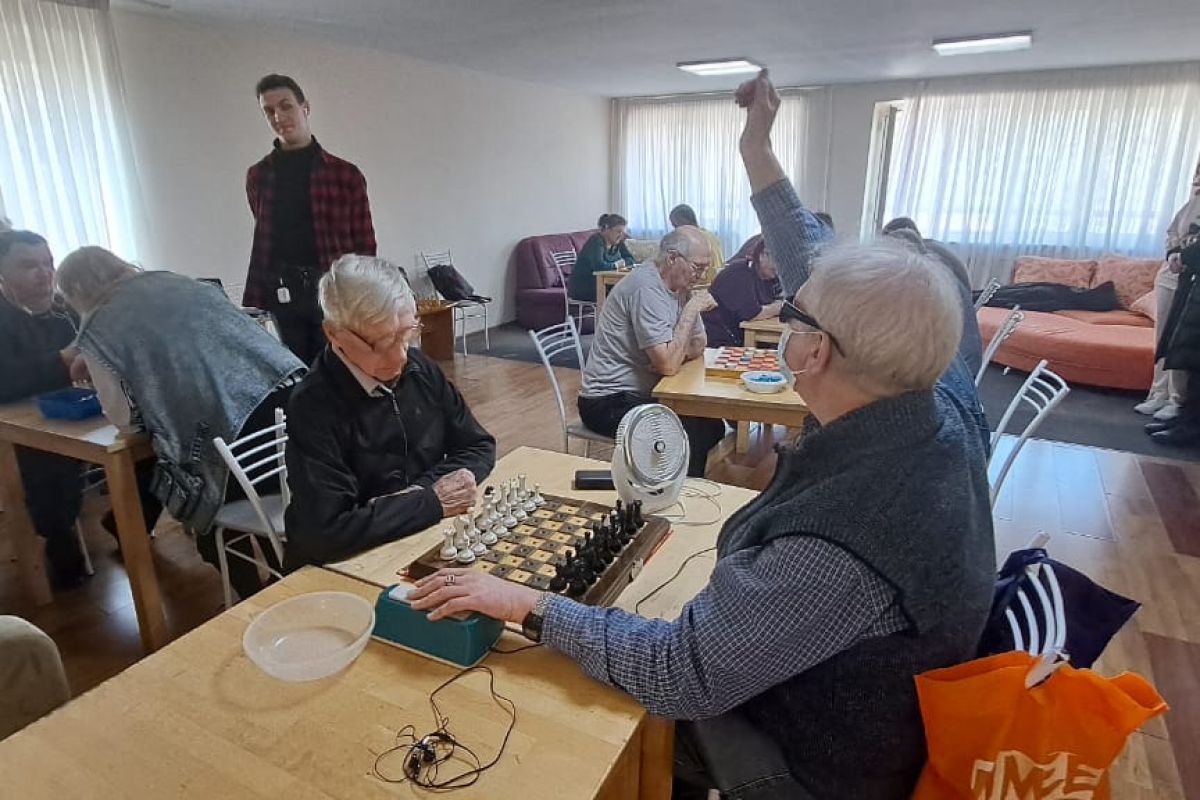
[514,229,597,331]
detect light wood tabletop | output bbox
[652,350,809,433]
[0,402,166,652]
[593,269,629,310]
[740,317,785,347]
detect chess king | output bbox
[411,70,993,800]
[283,254,496,569]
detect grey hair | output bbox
[801,238,963,396]
[318,254,415,331]
[56,247,140,314]
[658,228,695,260]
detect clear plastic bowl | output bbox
[242,591,375,682]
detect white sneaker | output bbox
[1135,396,1167,415]
[1153,402,1182,421]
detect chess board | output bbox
[406,494,671,607]
[704,346,780,379]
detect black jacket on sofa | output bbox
[283,346,496,569]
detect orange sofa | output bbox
[977,255,1161,391]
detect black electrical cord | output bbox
[633,546,717,615]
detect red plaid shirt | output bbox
[242,139,376,308]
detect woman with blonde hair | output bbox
[57,246,305,600]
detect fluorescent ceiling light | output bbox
[932,32,1033,56]
[677,58,762,77]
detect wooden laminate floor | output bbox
[1,352,1197,798]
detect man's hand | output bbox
[59,345,80,372]
[68,353,91,385]
[1168,252,1183,274]
[326,326,405,382]
[737,69,781,154]
[432,468,476,517]
[409,568,542,623]
[687,289,718,314]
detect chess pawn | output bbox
[452,516,471,551]
[495,489,510,517]
[510,486,528,521]
[454,546,476,565]
[479,513,498,546]
[439,528,458,561]
[521,486,537,513]
[532,483,546,507]
[517,474,529,500]
[465,507,481,540]
[490,520,509,541]
[483,500,499,527]
[470,527,487,556]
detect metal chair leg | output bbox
[483,305,490,351]
[75,521,94,576]
[215,527,235,609]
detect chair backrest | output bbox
[1003,548,1069,688]
[974,277,1002,310]
[988,360,1070,505]
[975,305,1024,387]
[549,250,578,310]
[420,249,453,270]
[211,407,289,562]
[528,318,586,449]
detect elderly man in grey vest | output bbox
[407,71,994,799]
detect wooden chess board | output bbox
[406,494,671,607]
[704,346,780,379]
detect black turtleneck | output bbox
[271,139,320,269]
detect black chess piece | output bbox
[549,561,568,592]
[567,574,588,597]
[633,500,644,528]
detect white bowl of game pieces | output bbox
[243,591,375,682]
[741,370,788,394]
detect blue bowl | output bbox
[36,387,102,421]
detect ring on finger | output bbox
[444,574,457,587]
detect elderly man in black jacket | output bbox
[284,254,496,568]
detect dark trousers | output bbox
[194,384,292,601]
[268,265,325,365]
[17,449,84,575]
[673,714,804,800]
[577,391,725,478]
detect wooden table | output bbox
[593,269,629,310]
[652,350,809,453]
[417,303,455,361]
[0,402,165,652]
[740,317,785,347]
[0,448,756,799]
[326,446,758,799]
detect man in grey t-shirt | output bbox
[578,226,726,477]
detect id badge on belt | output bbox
[276,277,291,304]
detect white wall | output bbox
[110,9,609,324]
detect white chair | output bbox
[988,360,1070,506]
[974,277,1002,310]
[550,249,596,330]
[529,318,614,457]
[420,249,491,355]
[975,305,1024,387]
[1004,533,1069,687]
[211,408,289,608]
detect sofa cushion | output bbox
[1093,255,1160,309]
[1055,309,1154,328]
[977,306,1153,390]
[1012,256,1097,288]
[1130,290,1157,323]
[515,230,596,291]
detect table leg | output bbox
[0,440,53,606]
[736,422,751,453]
[104,451,168,652]
[639,716,675,800]
[595,276,607,310]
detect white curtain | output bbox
[884,63,1200,285]
[0,0,142,260]
[614,90,818,257]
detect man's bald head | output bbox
[657,225,711,292]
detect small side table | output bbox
[418,303,455,360]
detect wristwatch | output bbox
[521,592,554,643]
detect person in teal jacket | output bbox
[568,213,634,302]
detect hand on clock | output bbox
[409,568,543,623]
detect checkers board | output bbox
[406,493,671,607]
[704,346,781,379]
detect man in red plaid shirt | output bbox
[244,74,376,363]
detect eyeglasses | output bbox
[669,250,711,275]
[780,299,843,355]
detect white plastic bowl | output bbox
[741,370,787,394]
[242,591,375,682]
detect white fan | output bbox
[612,404,689,514]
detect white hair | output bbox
[318,254,415,330]
[657,226,709,261]
[802,238,963,396]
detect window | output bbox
[878,63,1200,283]
[0,0,141,259]
[614,90,818,257]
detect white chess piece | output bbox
[532,483,546,507]
[454,547,476,564]
[507,485,526,523]
[467,517,487,555]
[491,520,509,540]
[502,494,519,528]
[517,474,529,500]
[495,489,510,517]
[480,526,498,546]
[452,516,470,550]
[483,500,499,527]
[439,528,458,561]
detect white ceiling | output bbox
[128,0,1200,96]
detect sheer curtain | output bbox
[614,90,818,257]
[884,63,1200,285]
[0,0,142,259]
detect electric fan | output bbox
[612,404,689,514]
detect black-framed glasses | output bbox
[780,299,843,354]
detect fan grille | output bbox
[617,405,688,489]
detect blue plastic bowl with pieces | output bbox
[36,387,103,421]
[740,370,788,394]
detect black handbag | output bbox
[427,263,488,303]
